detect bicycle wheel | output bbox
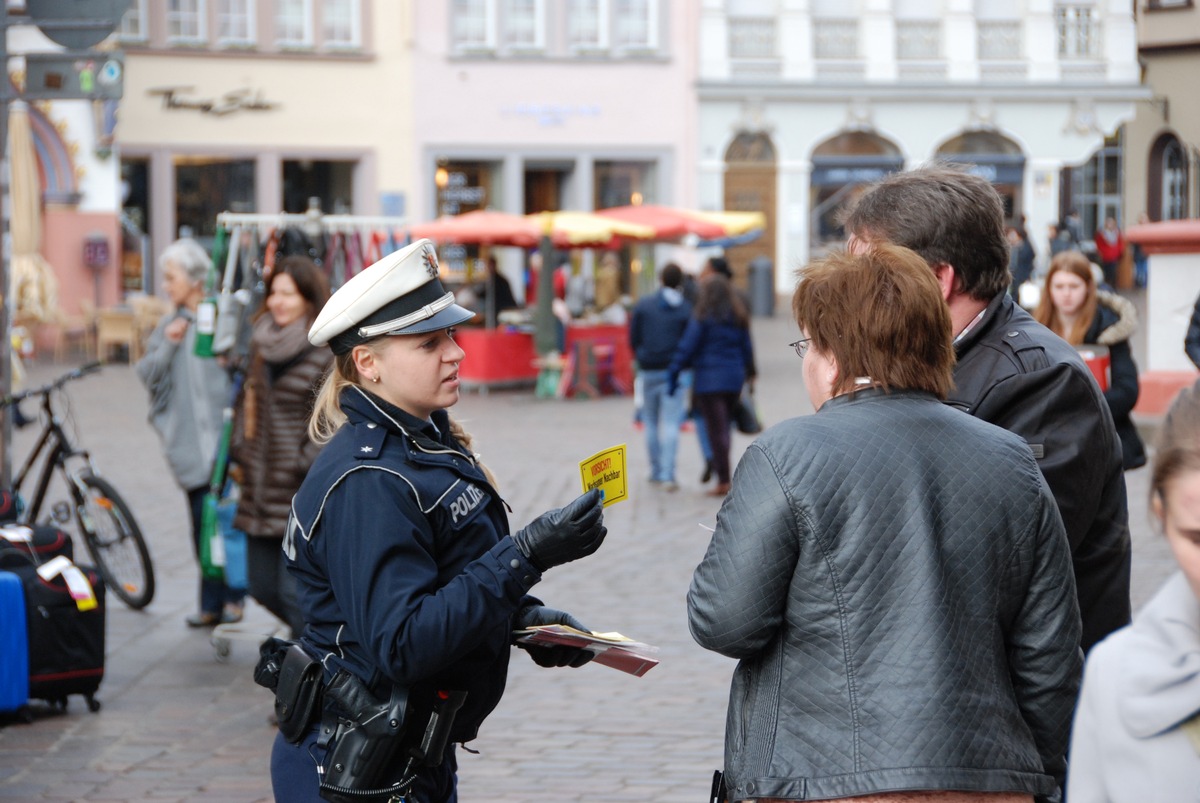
[74,473,155,610]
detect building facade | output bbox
[116,0,413,276]
[411,0,698,294]
[698,0,1147,296]
[1123,0,1200,228]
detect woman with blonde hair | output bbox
[1033,251,1145,469]
[271,239,607,803]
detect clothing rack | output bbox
[215,211,408,233]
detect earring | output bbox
[371,375,381,384]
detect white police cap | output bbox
[308,239,474,355]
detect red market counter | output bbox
[563,324,633,397]
[456,328,539,390]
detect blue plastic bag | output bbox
[213,483,248,591]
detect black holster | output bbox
[318,670,466,803]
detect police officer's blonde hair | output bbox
[310,348,498,488]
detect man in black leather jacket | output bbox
[844,165,1131,654]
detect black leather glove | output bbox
[511,489,606,572]
[514,605,595,668]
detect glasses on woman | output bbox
[789,338,811,358]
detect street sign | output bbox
[27,0,133,49]
[23,52,124,100]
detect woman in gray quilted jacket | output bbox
[230,255,331,636]
[688,245,1082,803]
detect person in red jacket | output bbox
[1093,216,1125,287]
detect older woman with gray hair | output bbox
[135,238,243,627]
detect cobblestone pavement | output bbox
[0,311,1172,802]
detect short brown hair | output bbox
[841,164,1011,302]
[792,245,955,399]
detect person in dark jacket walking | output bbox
[844,164,1130,655]
[229,255,332,636]
[1033,252,1146,471]
[271,239,607,803]
[667,274,756,497]
[690,245,1081,803]
[630,263,692,491]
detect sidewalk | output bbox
[0,311,1174,802]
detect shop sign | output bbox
[147,86,279,116]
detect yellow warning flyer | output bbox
[579,444,628,507]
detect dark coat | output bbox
[230,339,331,539]
[949,291,1130,654]
[1084,306,1146,471]
[629,289,692,370]
[1186,293,1200,370]
[689,389,1081,803]
[286,387,541,745]
[666,316,755,395]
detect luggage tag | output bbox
[0,524,34,542]
[37,555,98,611]
[578,443,628,508]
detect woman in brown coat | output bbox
[230,255,331,634]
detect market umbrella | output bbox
[408,209,541,248]
[593,204,730,242]
[8,101,58,323]
[528,210,656,250]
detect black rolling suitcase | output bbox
[0,548,105,712]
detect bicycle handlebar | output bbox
[0,361,102,408]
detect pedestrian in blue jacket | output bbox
[630,262,692,490]
[667,274,756,496]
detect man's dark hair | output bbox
[842,164,1011,301]
[660,262,684,289]
[706,256,732,280]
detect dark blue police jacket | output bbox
[285,385,542,743]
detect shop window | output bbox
[323,0,361,48]
[218,0,256,46]
[435,161,495,217]
[118,0,149,42]
[1055,2,1100,60]
[283,160,356,215]
[453,0,497,51]
[174,158,256,248]
[614,0,656,51]
[594,161,656,210]
[567,0,608,51]
[276,0,314,48]
[168,0,207,44]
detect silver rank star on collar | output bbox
[360,445,375,453]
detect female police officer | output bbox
[270,239,607,802]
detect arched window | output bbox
[1149,132,1189,221]
[935,129,1026,220]
[809,131,903,252]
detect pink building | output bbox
[411,1,699,294]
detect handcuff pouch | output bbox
[275,643,323,743]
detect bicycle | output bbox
[0,362,155,609]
